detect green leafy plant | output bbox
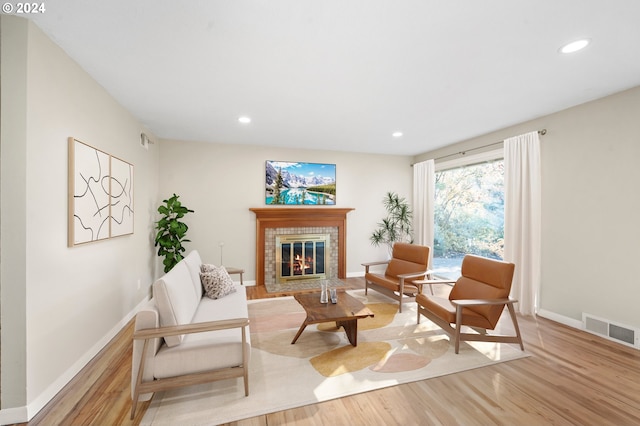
[154,194,194,273]
[370,191,414,255]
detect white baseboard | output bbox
[0,405,28,425]
[0,296,150,424]
[346,271,365,278]
[537,308,583,329]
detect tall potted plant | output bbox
[154,194,194,273]
[370,191,414,255]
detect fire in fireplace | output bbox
[275,234,330,283]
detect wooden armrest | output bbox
[362,260,390,274]
[412,277,456,285]
[451,298,517,307]
[361,260,390,267]
[134,318,250,341]
[397,270,431,280]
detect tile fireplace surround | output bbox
[249,208,354,286]
[264,226,338,284]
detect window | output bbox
[432,150,504,279]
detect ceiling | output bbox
[27,1,640,155]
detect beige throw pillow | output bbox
[200,265,236,299]
[200,263,217,273]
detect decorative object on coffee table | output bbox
[320,282,328,303]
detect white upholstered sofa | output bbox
[130,250,250,418]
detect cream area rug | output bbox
[141,290,529,426]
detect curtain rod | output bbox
[416,129,547,164]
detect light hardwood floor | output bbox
[15,278,640,425]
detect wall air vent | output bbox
[582,313,639,349]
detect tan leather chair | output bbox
[362,243,430,313]
[416,254,524,354]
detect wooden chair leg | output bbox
[507,302,525,350]
[242,328,250,396]
[454,307,463,354]
[130,339,150,419]
[130,396,139,420]
[364,266,370,295]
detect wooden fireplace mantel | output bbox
[250,207,355,286]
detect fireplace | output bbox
[249,208,354,286]
[276,234,330,283]
[267,227,337,285]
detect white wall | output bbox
[158,139,413,280]
[1,14,29,412]
[414,85,640,330]
[1,16,160,418]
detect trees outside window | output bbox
[433,159,504,279]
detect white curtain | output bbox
[413,159,435,266]
[504,131,541,316]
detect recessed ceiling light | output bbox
[559,39,590,54]
[392,131,403,138]
[238,116,251,124]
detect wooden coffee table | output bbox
[291,291,374,346]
